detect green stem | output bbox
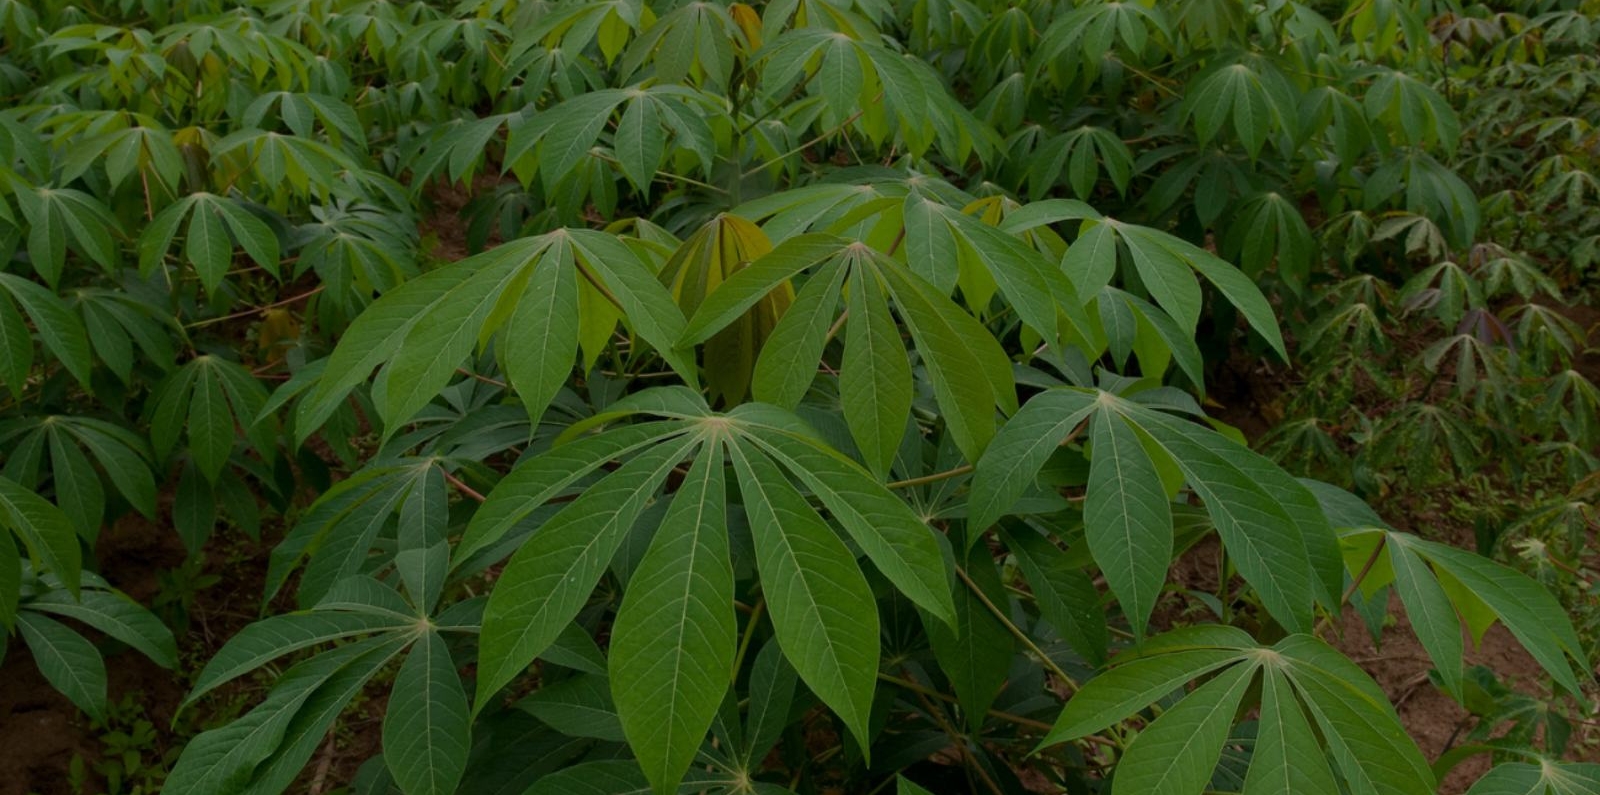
[1315,534,1387,636]
[729,598,765,678]
[956,566,1079,693]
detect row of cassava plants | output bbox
[0,0,1596,792]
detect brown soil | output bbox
[1330,594,1543,795]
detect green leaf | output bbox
[729,437,877,753]
[1084,406,1173,638]
[1132,404,1315,633]
[396,465,449,613]
[610,442,735,794]
[567,229,697,384]
[0,293,31,398]
[238,635,409,795]
[503,250,580,426]
[377,253,528,436]
[1003,527,1108,665]
[1111,660,1258,795]
[299,262,487,444]
[185,612,409,707]
[1410,539,1587,695]
[969,389,1097,531]
[525,761,654,795]
[520,672,623,741]
[28,588,177,668]
[47,426,103,541]
[683,235,847,346]
[190,359,235,483]
[0,273,92,387]
[384,630,471,795]
[1042,643,1249,746]
[750,257,846,408]
[736,418,956,626]
[1387,538,1463,699]
[614,94,665,194]
[455,422,693,565]
[1464,762,1600,795]
[1063,221,1118,296]
[0,475,80,594]
[742,637,798,766]
[167,638,400,794]
[186,200,232,296]
[18,612,106,720]
[1277,635,1435,795]
[476,435,700,709]
[927,544,1012,732]
[841,267,911,479]
[1243,668,1340,795]
[877,262,1010,462]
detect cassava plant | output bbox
[0,0,1597,793]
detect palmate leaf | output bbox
[0,272,92,389]
[139,192,281,296]
[1223,191,1315,294]
[973,388,1336,634]
[754,29,1000,163]
[476,432,704,709]
[1182,58,1299,159]
[0,475,80,594]
[1041,627,1435,795]
[17,611,108,721]
[149,356,274,484]
[175,574,482,795]
[502,85,721,195]
[168,635,410,795]
[1115,221,1286,357]
[1364,69,1460,153]
[1308,484,1589,698]
[1464,762,1600,795]
[26,587,177,669]
[472,394,955,789]
[1002,525,1108,665]
[0,415,158,540]
[8,564,176,716]
[299,228,694,444]
[926,539,1012,733]
[8,186,121,287]
[681,233,1015,464]
[1082,399,1173,638]
[728,434,879,753]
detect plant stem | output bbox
[1315,534,1387,636]
[956,566,1079,693]
[183,286,324,329]
[730,598,765,678]
[886,464,973,490]
[876,672,1055,733]
[741,94,881,179]
[442,469,486,503]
